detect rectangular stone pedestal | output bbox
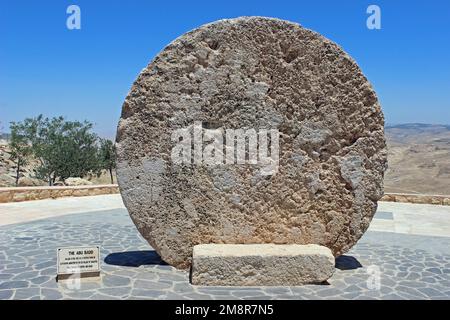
[191,244,335,286]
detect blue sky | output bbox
[1,0,449,138]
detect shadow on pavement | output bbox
[104,250,168,267]
[335,255,363,270]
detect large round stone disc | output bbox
[116,17,387,269]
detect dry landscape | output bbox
[1,123,449,195]
[384,123,450,195]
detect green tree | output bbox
[53,119,100,182]
[9,122,32,186]
[98,138,116,184]
[16,115,101,185]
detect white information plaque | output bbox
[57,246,100,281]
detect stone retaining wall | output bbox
[381,193,449,206]
[0,186,448,206]
[0,185,119,203]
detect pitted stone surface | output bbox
[191,244,335,286]
[116,17,387,268]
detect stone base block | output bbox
[191,244,335,286]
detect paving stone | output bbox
[342,276,364,285]
[262,287,291,295]
[316,288,345,297]
[98,287,131,297]
[77,281,103,291]
[157,292,184,300]
[380,286,394,295]
[64,290,95,299]
[0,290,14,299]
[405,272,421,281]
[396,286,428,299]
[421,277,437,284]
[362,290,384,298]
[0,273,14,280]
[196,288,233,296]
[418,287,446,298]
[112,270,138,278]
[343,284,364,293]
[290,286,314,296]
[0,204,449,300]
[30,276,51,285]
[421,271,436,277]
[131,289,165,299]
[173,282,196,294]
[13,288,40,299]
[425,267,443,275]
[12,271,40,281]
[6,262,27,269]
[102,275,131,287]
[231,290,266,298]
[398,280,427,288]
[134,279,172,290]
[90,293,117,300]
[42,288,63,300]
[41,278,59,289]
[34,261,56,270]
[3,267,30,275]
[397,271,408,278]
[242,296,275,300]
[216,295,250,300]
[0,280,29,290]
[341,291,365,299]
[39,267,57,276]
[183,292,214,300]
[380,277,397,287]
[328,279,348,288]
[381,293,405,300]
[157,272,188,282]
[355,295,379,300]
[430,296,450,300]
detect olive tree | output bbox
[9,122,32,186]
[15,115,101,185]
[98,138,116,184]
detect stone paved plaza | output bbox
[0,195,449,300]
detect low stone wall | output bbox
[0,186,448,206]
[381,193,450,206]
[0,185,119,203]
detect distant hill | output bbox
[386,123,450,130]
[384,123,450,195]
[386,123,450,142]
